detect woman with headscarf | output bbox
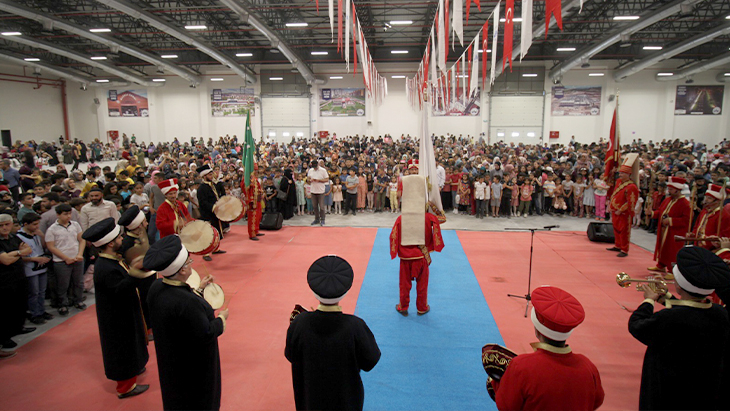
[280,169,297,219]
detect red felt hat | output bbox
[667,176,686,190]
[706,184,724,200]
[619,164,632,174]
[407,159,419,170]
[158,178,179,195]
[530,286,585,341]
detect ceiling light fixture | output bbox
[184,25,207,30]
[643,46,663,50]
[160,54,178,59]
[724,73,730,77]
[24,57,40,61]
[522,73,538,77]
[390,20,413,25]
[286,22,308,27]
[657,72,674,76]
[311,51,328,55]
[588,73,605,77]
[556,47,576,52]
[89,28,111,33]
[96,79,110,83]
[210,78,224,81]
[1,31,22,36]
[152,78,166,82]
[329,76,343,79]
[270,77,284,80]
[90,56,107,60]
[236,52,253,57]
[614,16,640,20]
[391,50,408,54]
[391,75,406,79]
[477,49,492,53]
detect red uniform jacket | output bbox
[389,213,444,264]
[241,178,264,209]
[156,199,191,238]
[495,343,604,411]
[651,196,691,267]
[609,179,639,217]
[693,206,730,250]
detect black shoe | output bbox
[74,303,87,311]
[58,307,69,316]
[212,250,226,254]
[256,233,265,236]
[42,312,54,320]
[19,327,36,334]
[29,316,46,325]
[617,252,628,257]
[2,339,18,349]
[311,220,320,225]
[118,384,149,399]
[606,247,621,252]
[249,237,259,241]
[203,255,213,261]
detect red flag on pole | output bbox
[503,0,514,71]
[603,103,620,182]
[316,0,319,14]
[466,0,481,23]
[482,20,489,86]
[545,0,563,38]
[352,2,357,75]
[337,0,343,53]
[445,0,450,55]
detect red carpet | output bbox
[1,227,651,410]
[459,231,650,411]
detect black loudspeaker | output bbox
[260,212,283,230]
[1,130,11,148]
[587,222,615,243]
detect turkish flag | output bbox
[482,20,489,86]
[337,0,343,53]
[603,106,620,181]
[545,0,563,38]
[466,0,481,23]
[503,0,514,71]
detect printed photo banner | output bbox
[432,88,481,116]
[320,88,366,116]
[551,86,601,116]
[211,87,255,117]
[674,85,724,115]
[107,89,148,117]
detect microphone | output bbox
[543,225,559,229]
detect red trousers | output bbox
[247,207,261,238]
[611,213,631,253]
[399,258,429,312]
[116,376,137,395]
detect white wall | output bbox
[2,60,729,148]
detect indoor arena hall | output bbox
[2,0,730,410]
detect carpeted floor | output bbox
[0,226,652,410]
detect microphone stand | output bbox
[504,226,558,317]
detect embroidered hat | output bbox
[530,286,585,341]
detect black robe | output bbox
[197,181,227,237]
[285,309,381,411]
[147,278,223,411]
[629,299,729,410]
[93,254,149,381]
[279,176,296,220]
[0,235,28,342]
[714,287,730,410]
[120,232,155,329]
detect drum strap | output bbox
[206,181,220,201]
[166,199,186,233]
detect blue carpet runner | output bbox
[355,229,504,411]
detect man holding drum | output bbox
[196,164,227,261]
[145,235,228,411]
[156,179,191,238]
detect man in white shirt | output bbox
[45,204,86,316]
[306,160,329,226]
[80,188,119,231]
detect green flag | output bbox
[242,111,256,188]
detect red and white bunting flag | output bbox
[545,0,563,38]
[431,30,438,87]
[461,53,467,101]
[521,0,533,60]
[445,0,450,54]
[466,0,481,23]
[452,0,464,47]
[345,0,350,70]
[438,0,447,72]
[337,0,343,53]
[503,0,514,71]
[455,59,460,98]
[329,0,334,42]
[470,31,479,96]
[482,20,489,86]
[352,2,357,74]
[490,1,500,84]
[451,66,456,103]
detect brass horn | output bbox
[616,272,673,294]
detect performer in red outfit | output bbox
[693,184,730,250]
[648,176,690,273]
[608,161,639,257]
[241,166,264,240]
[155,179,191,238]
[390,174,444,316]
[492,286,604,411]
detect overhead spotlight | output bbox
[383,22,392,31]
[581,62,591,68]
[157,66,165,74]
[32,67,41,76]
[80,83,87,91]
[685,78,694,84]
[189,83,197,88]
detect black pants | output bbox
[345,192,357,214]
[441,191,452,210]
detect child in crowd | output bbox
[543,174,556,214]
[490,176,502,218]
[563,174,574,216]
[130,182,150,212]
[584,173,595,218]
[457,174,471,215]
[304,178,312,214]
[633,196,645,227]
[511,176,520,216]
[389,176,399,213]
[553,177,567,215]
[119,181,131,201]
[519,176,534,217]
[572,174,586,218]
[295,173,305,216]
[332,180,343,215]
[593,173,608,220]
[264,178,278,212]
[324,179,332,214]
[474,175,487,219]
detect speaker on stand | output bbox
[587,222,615,243]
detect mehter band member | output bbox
[285,255,381,411]
[492,286,604,411]
[82,217,149,399]
[629,246,730,410]
[196,164,227,261]
[607,156,639,257]
[648,176,690,274]
[693,183,730,251]
[145,235,227,411]
[156,179,191,238]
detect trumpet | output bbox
[616,272,673,294]
[673,235,719,243]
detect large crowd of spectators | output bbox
[0,130,728,354]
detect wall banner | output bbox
[108,90,148,117]
[674,85,724,115]
[319,88,366,116]
[551,86,601,116]
[211,87,255,117]
[432,89,481,116]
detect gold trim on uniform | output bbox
[316,304,343,312]
[162,278,188,287]
[530,342,572,354]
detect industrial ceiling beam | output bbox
[656,51,730,81]
[0,50,129,87]
[614,22,730,81]
[0,0,203,86]
[218,0,325,85]
[549,0,706,81]
[95,0,257,83]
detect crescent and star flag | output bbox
[242,111,256,189]
[603,99,621,183]
[503,0,514,71]
[545,0,563,38]
[482,20,489,86]
[466,0,481,23]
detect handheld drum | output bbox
[214,195,246,223]
[186,268,225,309]
[179,220,220,255]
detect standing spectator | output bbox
[146,172,165,243]
[457,174,472,215]
[519,176,534,217]
[79,188,119,231]
[491,176,502,218]
[295,173,305,216]
[442,166,452,210]
[345,169,359,216]
[17,213,52,324]
[594,173,609,221]
[474,175,488,219]
[39,193,80,233]
[584,173,596,218]
[573,174,587,218]
[45,204,86,316]
[357,171,367,211]
[16,192,37,223]
[374,169,388,212]
[0,213,34,357]
[388,176,399,213]
[307,160,329,226]
[0,159,21,202]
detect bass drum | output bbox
[179,220,220,255]
[214,195,246,222]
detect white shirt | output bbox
[436,165,446,189]
[46,220,83,262]
[80,200,119,231]
[474,181,488,200]
[307,167,329,194]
